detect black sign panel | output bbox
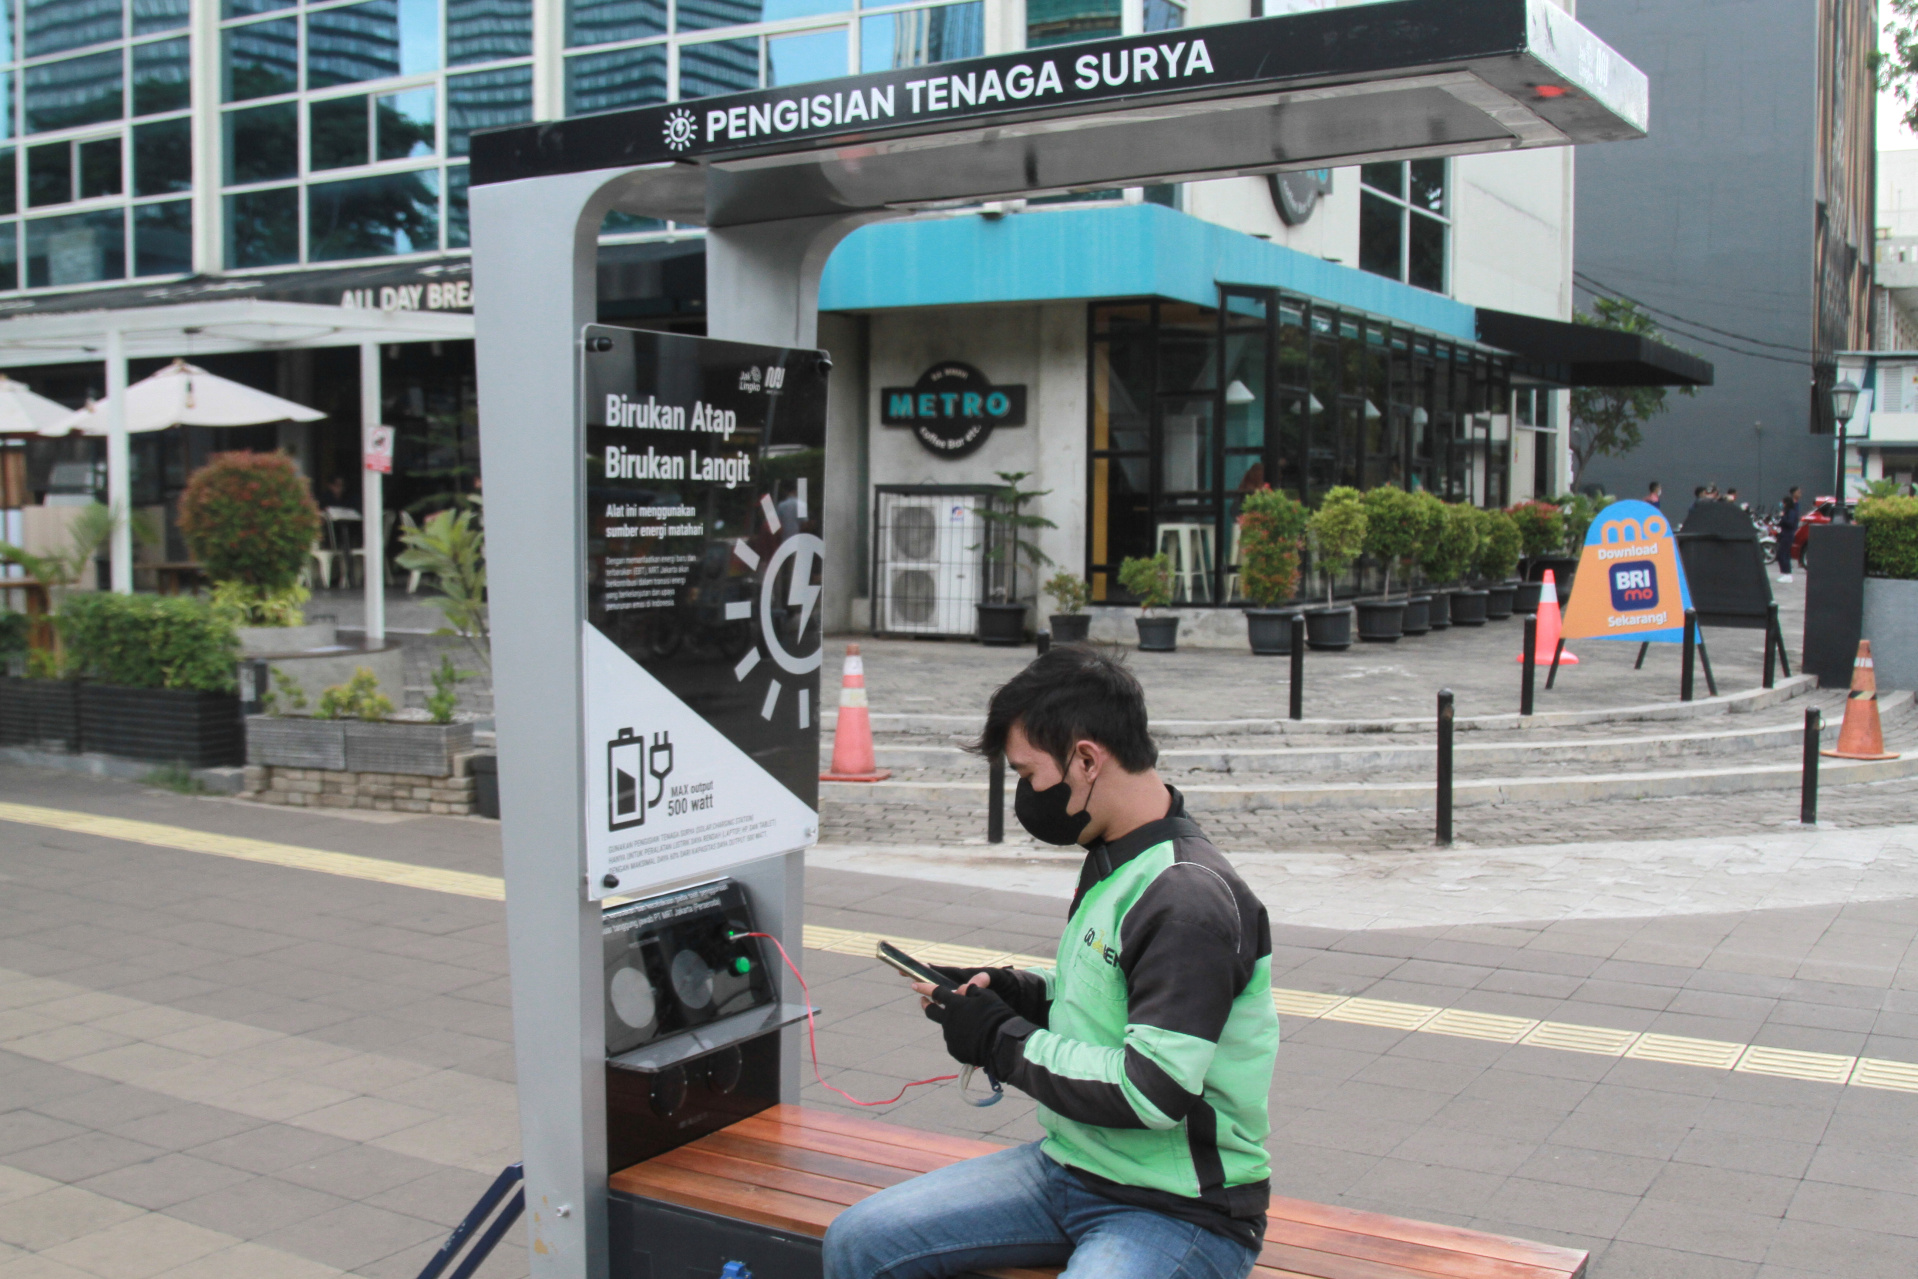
[879,362,1027,458]
[582,327,827,896]
[1676,502,1775,629]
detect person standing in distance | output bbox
[1646,480,1662,511]
[823,645,1278,1279]
[1778,485,1801,581]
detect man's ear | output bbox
[1072,739,1101,781]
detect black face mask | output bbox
[1015,773,1092,846]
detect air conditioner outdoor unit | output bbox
[875,490,984,637]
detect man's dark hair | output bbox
[1694,485,1706,498]
[971,644,1158,771]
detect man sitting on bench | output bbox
[824,646,1280,1279]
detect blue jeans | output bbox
[822,1142,1259,1279]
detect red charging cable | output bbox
[733,931,957,1106]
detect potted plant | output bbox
[51,593,244,766]
[248,663,475,776]
[1445,506,1492,626]
[972,471,1056,647]
[1237,486,1306,655]
[1506,500,1567,614]
[1410,492,1459,629]
[1043,570,1092,643]
[1476,508,1524,620]
[1356,485,1423,642]
[1547,492,1611,604]
[1119,554,1178,650]
[398,504,491,670]
[1858,493,1918,690]
[178,452,326,652]
[1303,486,1366,649]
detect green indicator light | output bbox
[734,957,752,975]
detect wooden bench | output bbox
[611,1105,1589,1279]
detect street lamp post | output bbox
[1831,378,1860,523]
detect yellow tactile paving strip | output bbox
[0,802,1908,1095]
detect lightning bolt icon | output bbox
[787,542,819,637]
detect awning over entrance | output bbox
[473,0,1648,227]
[1475,307,1715,387]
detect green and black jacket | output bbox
[988,789,1279,1248]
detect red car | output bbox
[1790,496,1854,566]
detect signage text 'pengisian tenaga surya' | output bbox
[701,39,1216,142]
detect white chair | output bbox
[306,539,339,590]
[1156,523,1215,604]
[351,511,399,589]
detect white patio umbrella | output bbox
[0,374,73,436]
[41,358,326,436]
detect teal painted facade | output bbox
[817,202,1480,341]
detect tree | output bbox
[1567,297,1695,482]
[1882,2,1918,133]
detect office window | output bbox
[859,2,979,73]
[564,44,665,115]
[1143,0,1182,29]
[223,18,297,101]
[224,101,296,181]
[0,152,14,214]
[0,224,16,289]
[226,186,297,264]
[307,0,442,90]
[26,142,69,206]
[224,0,294,17]
[566,0,664,49]
[448,64,531,154]
[132,117,189,194]
[26,207,125,285]
[677,37,757,97]
[308,169,439,259]
[132,0,188,35]
[25,0,122,59]
[24,136,120,205]
[78,136,119,196]
[445,163,467,246]
[447,0,531,63]
[133,197,188,273]
[1358,159,1448,293]
[1026,0,1117,49]
[0,73,12,138]
[26,51,124,132]
[675,0,764,32]
[131,36,189,114]
[766,27,841,86]
[310,94,370,167]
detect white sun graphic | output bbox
[663,109,698,151]
[727,479,822,728]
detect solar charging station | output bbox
[466,3,1651,1272]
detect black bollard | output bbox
[1521,616,1537,717]
[1763,610,1777,690]
[1436,689,1454,846]
[987,751,1005,843]
[1037,629,1051,655]
[1801,707,1821,825]
[1288,615,1304,721]
[1681,609,1697,702]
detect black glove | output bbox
[923,984,1018,1069]
[931,965,1049,1026]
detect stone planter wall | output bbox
[248,716,474,776]
[1862,576,1918,691]
[243,761,480,815]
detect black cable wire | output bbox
[1572,277,1817,367]
[1574,271,1817,354]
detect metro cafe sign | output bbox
[881,363,1028,457]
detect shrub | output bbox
[1420,500,1480,586]
[1238,487,1308,608]
[1506,500,1566,559]
[425,655,472,724]
[397,506,490,669]
[1306,487,1368,605]
[1858,494,1918,580]
[1474,509,1523,582]
[0,613,27,662]
[1118,554,1174,613]
[1043,571,1090,615]
[316,668,394,721]
[178,452,322,595]
[1555,492,1615,553]
[209,580,310,629]
[56,593,238,693]
[1360,485,1425,597]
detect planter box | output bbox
[0,679,80,751]
[1401,595,1431,636]
[1450,590,1490,626]
[1484,583,1517,620]
[345,720,475,777]
[1356,599,1404,642]
[975,603,1028,647]
[78,685,243,767]
[1863,577,1918,691]
[1135,616,1179,651]
[1245,609,1299,655]
[1049,614,1091,643]
[247,715,348,770]
[1426,590,1453,630]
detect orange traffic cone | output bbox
[1517,570,1578,665]
[821,644,892,782]
[1822,640,1901,761]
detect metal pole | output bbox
[1763,608,1777,689]
[1834,421,1848,522]
[104,328,130,593]
[1681,609,1697,702]
[987,751,1005,843]
[1520,615,1536,716]
[1546,637,1565,689]
[1435,688,1453,846]
[1288,614,1304,721]
[1801,706,1822,824]
[1036,629,1050,655]
[360,342,386,648]
[1773,605,1793,679]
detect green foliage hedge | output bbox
[1506,500,1566,559]
[1474,509,1523,582]
[1858,495,1918,580]
[178,452,322,593]
[1237,487,1307,607]
[57,593,239,693]
[1420,499,1480,585]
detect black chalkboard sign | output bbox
[1676,502,1775,630]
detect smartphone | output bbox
[875,941,950,988]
